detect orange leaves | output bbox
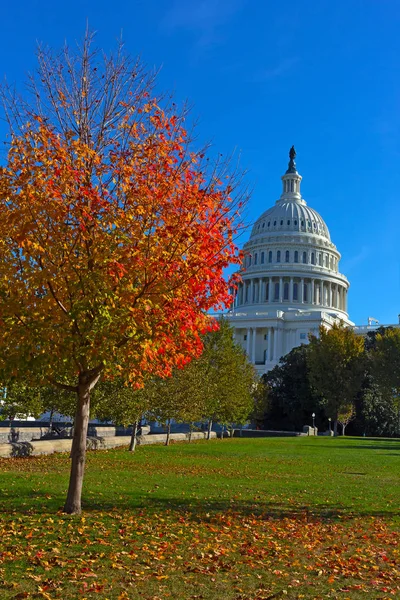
[0,65,244,392]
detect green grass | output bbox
[0,436,399,599]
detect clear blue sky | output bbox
[1,0,399,325]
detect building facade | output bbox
[228,147,354,374]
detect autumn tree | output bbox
[307,323,365,436]
[0,34,246,513]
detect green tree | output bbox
[201,318,255,437]
[263,346,321,431]
[371,327,400,435]
[307,323,365,435]
[0,381,42,421]
[94,379,153,451]
[148,364,206,445]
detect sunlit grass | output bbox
[0,436,399,599]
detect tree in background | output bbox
[0,34,246,514]
[201,318,255,438]
[307,323,365,435]
[262,346,321,431]
[148,364,206,445]
[371,327,400,435]
[0,381,43,421]
[94,379,153,451]
[147,318,255,440]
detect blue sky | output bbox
[1,0,399,325]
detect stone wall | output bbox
[0,431,217,458]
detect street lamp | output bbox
[328,417,332,434]
[312,412,315,433]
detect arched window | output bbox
[302,251,307,264]
[254,253,258,265]
[294,251,298,263]
[303,283,308,302]
[311,252,315,265]
[268,250,272,263]
[285,250,290,263]
[245,285,249,302]
[276,250,281,263]
[280,220,283,226]
[293,283,298,300]
[248,255,252,267]
[261,251,265,264]
[284,282,289,300]
[274,282,279,300]
[325,255,328,267]
[319,253,323,266]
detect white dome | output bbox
[251,198,331,241]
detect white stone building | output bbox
[227,147,355,374]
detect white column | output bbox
[329,282,332,307]
[279,277,283,302]
[270,328,274,361]
[300,278,304,304]
[246,328,251,355]
[251,327,257,363]
[273,328,279,361]
[268,277,273,302]
[250,279,254,304]
[311,279,315,305]
[267,328,272,362]
[261,279,265,303]
[289,277,294,302]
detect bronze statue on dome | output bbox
[286,145,297,174]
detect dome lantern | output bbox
[280,145,302,202]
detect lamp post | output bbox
[312,412,315,434]
[328,418,332,434]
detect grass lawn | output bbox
[0,436,399,599]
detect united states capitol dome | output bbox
[229,146,352,375]
[250,149,330,242]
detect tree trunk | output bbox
[333,419,338,436]
[207,419,212,440]
[342,423,346,436]
[63,380,91,514]
[165,419,171,446]
[220,424,225,439]
[48,407,55,432]
[188,423,193,443]
[129,420,138,452]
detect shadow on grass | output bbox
[302,439,400,452]
[78,496,400,522]
[0,488,399,522]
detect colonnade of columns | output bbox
[235,277,347,312]
[243,325,320,365]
